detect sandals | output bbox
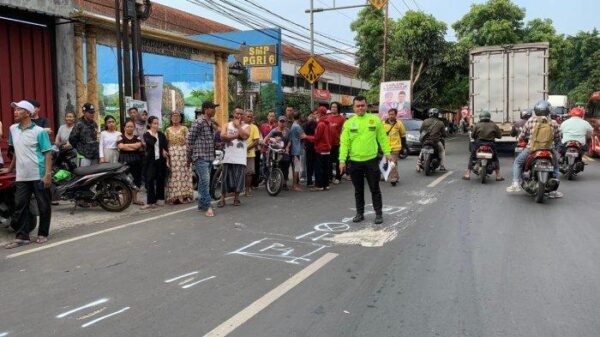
[233,199,241,206]
[133,200,144,206]
[205,208,215,217]
[36,236,48,244]
[217,200,226,208]
[5,239,30,249]
[462,176,471,180]
[141,204,156,210]
[496,176,505,182]
[310,187,324,192]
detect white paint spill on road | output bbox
[181,275,216,289]
[164,271,199,283]
[324,227,398,247]
[0,332,9,337]
[56,298,109,318]
[416,197,437,205]
[80,307,130,328]
[427,171,454,188]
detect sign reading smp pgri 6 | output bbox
[238,45,278,67]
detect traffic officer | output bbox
[339,96,392,224]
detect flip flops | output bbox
[5,239,30,249]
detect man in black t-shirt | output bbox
[28,99,53,135]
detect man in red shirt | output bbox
[327,101,345,184]
[260,110,277,138]
[304,106,331,191]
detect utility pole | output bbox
[309,0,314,110]
[305,1,368,110]
[381,1,388,82]
[115,0,125,131]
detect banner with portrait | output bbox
[378,81,411,119]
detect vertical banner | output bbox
[144,75,164,124]
[378,81,411,119]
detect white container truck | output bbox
[469,42,549,147]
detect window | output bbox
[351,87,361,96]
[282,75,295,88]
[329,83,340,94]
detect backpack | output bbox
[530,119,554,151]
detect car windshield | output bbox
[401,119,423,131]
[552,106,568,115]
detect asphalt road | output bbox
[1,135,599,337]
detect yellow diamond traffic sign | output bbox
[298,56,325,84]
[369,0,388,10]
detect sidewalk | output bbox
[0,191,196,246]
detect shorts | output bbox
[293,155,301,173]
[246,157,255,175]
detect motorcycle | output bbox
[51,147,136,213]
[209,149,224,200]
[262,144,285,196]
[0,172,38,231]
[471,143,497,184]
[520,149,560,203]
[418,142,441,176]
[559,141,585,180]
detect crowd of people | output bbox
[0,96,409,247]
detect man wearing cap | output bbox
[1,100,53,248]
[69,103,100,167]
[339,96,392,224]
[187,101,219,217]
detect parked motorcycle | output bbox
[210,149,224,200]
[418,142,441,176]
[471,143,497,184]
[559,141,585,180]
[0,172,38,231]
[520,149,560,203]
[51,147,136,212]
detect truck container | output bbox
[469,42,549,147]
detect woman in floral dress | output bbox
[165,111,194,204]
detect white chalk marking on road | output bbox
[0,331,9,336]
[56,298,109,318]
[181,275,216,289]
[178,277,196,286]
[164,271,199,283]
[80,307,130,328]
[427,171,454,188]
[203,252,338,337]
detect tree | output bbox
[351,7,385,86]
[453,0,525,46]
[391,11,447,88]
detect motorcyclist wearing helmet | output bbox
[417,108,447,172]
[506,100,562,197]
[463,111,504,181]
[511,109,532,137]
[559,107,593,154]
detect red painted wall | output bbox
[0,18,55,161]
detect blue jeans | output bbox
[512,148,560,183]
[195,160,212,211]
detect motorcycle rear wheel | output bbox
[424,156,432,176]
[566,168,575,181]
[535,180,545,204]
[97,179,132,212]
[480,166,487,184]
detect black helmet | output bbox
[428,108,440,118]
[533,100,551,117]
[521,109,532,120]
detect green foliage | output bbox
[284,94,311,117]
[190,89,214,106]
[453,0,525,47]
[351,7,385,85]
[257,83,279,115]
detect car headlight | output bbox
[406,134,419,142]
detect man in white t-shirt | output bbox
[218,107,249,207]
[0,100,53,248]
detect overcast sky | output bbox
[155,0,599,65]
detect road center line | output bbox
[427,171,454,188]
[203,252,338,337]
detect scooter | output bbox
[51,147,136,213]
[418,141,441,176]
[521,149,560,203]
[0,172,38,231]
[471,143,497,184]
[559,141,585,180]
